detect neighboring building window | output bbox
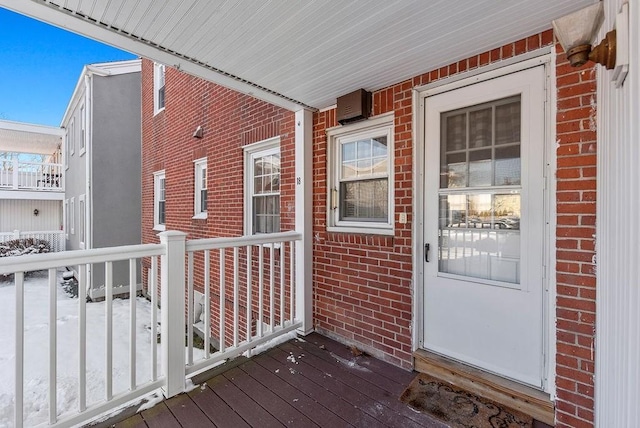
[69,118,75,156]
[79,105,86,155]
[70,197,75,235]
[194,158,207,218]
[154,171,166,230]
[153,63,166,114]
[79,194,86,248]
[64,199,69,239]
[244,137,280,234]
[327,113,394,234]
[64,129,69,170]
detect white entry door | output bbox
[423,65,546,388]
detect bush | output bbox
[0,238,51,258]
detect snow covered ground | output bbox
[0,270,161,427]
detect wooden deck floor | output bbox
[112,333,447,428]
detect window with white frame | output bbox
[194,158,207,218]
[64,199,69,239]
[69,118,75,156]
[79,194,85,248]
[327,113,394,234]
[153,62,166,114]
[244,137,280,235]
[79,105,86,155]
[70,197,75,235]
[154,171,166,230]
[64,128,69,169]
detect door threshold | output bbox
[413,349,555,426]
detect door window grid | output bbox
[438,96,522,285]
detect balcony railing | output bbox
[0,230,302,427]
[0,230,65,253]
[0,159,63,191]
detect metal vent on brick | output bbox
[336,89,372,125]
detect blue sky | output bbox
[0,7,136,127]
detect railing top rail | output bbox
[14,160,63,167]
[186,231,302,253]
[0,243,164,275]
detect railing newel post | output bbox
[159,231,187,398]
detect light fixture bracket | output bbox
[589,30,616,70]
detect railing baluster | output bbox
[187,252,194,365]
[233,247,239,347]
[204,250,210,358]
[280,242,285,328]
[105,261,113,401]
[258,248,264,337]
[269,243,275,332]
[219,249,226,353]
[129,259,137,391]
[150,258,158,382]
[15,272,24,428]
[48,268,57,424]
[246,246,253,355]
[290,241,295,322]
[78,265,87,411]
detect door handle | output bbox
[425,243,430,262]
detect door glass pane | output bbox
[495,145,521,186]
[468,149,492,187]
[444,113,466,152]
[495,101,521,145]
[469,107,492,148]
[438,193,521,284]
[441,153,467,188]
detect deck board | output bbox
[188,383,252,428]
[239,359,350,428]
[206,373,284,427]
[139,402,182,428]
[113,333,446,428]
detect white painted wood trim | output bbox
[295,109,313,334]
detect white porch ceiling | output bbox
[1,0,596,111]
[0,120,62,154]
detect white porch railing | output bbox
[0,230,302,428]
[0,230,65,252]
[0,159,63,191]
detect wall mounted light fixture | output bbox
[552,2,615,69]
[193,125,204,138]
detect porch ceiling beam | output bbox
[0,0,312,112]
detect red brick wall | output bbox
[141,60,295,245]
[140,59,296,346]
[312,30,596,426]
[554,46,597,428]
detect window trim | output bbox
[79,194,86,249]
[79,104,86,156]
[64,199,69,239]
[153,62,166,115]
[243,136,281,235]
[154,170,166,231]
[193,158,208,219]
[70,197,75,235]
[326,113,395,235]
[69,118,75,156]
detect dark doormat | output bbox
[400,373,533,428]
